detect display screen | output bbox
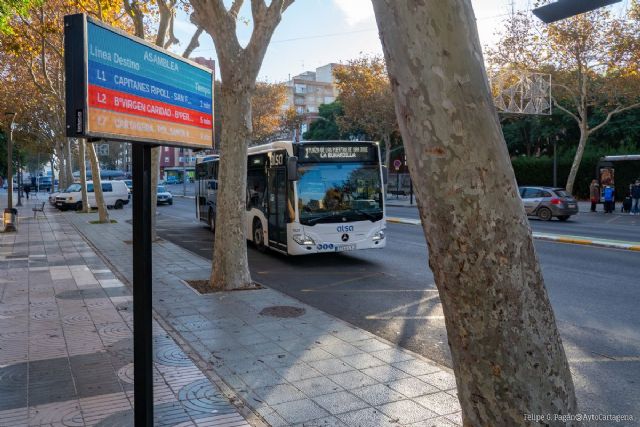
[65,14,214,148]
[298,144,377,162]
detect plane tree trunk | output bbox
[79,139,91,212]
[86,142,110,223]
[371,1,577,424]
[190,0,295,290]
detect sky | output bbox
[169,0,631,83]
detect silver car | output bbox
[519,186,578,221]
[157,185,173,205]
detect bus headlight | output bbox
[372,230,385,241]
[292,234,315,246]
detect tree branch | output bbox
[589,102,640,135]
[182,26,204,58]
[552,97,581,124]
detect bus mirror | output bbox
[287,156,299,181]
[382,166,389,184]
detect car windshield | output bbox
[158,186,167,193]
[297,162,383,225]
[65,184,81,192]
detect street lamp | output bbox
[3,112,17,232]
[4,112,16,209]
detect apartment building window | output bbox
[294,97,305,105]
[164,147,170,152]
[296,106,304,114]
[307,106,318,113]
[294,84,306,94]
[164,157,170,163]
[324,96,335,104]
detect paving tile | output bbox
[275,363,323,382]
[387,377,439,398]
[336,406,395,427]
[377,399,439,425]
[405,416,460,426]
[351,383,406,406]
[360,365,412,382]
[254,383,306,405]
[237,368,287,388]
[418,371,458,391]
[352,338,392,353]
[272,398,330,424]
[312,390,369,415]
[292,415,348,426]
[370,348,415,364]
[327,370,378,390]
[392,359,442,377]
[414,391,461,415]
[291,376,344,398]
[340,353,387,370]
[308,358,353,376]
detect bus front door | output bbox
[268,167,287,250]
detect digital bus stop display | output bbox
[65,14,214,148]
[298,144,377,162]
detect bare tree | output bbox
[78,139,91,213]
[371,0,577,424]
[189,0,294,290]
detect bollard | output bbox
[3,208,17,232]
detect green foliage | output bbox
[303,102,346,140]
[512,144,640,199]
[0,0,41,34]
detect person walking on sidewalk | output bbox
[631,180,640,215]
[603,185,615,213]
[23,184,30,200]
[589,179,600,212]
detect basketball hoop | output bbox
[490,70,552,116]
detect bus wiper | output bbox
[305,213,346,225]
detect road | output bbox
[153,197,640,419]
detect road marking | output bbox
[301,289,439,293]
[365,293,441,320]
[306,272,385,291]
[569,356,640,363]
[366,315,446,320]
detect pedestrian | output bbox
[23,183,30,200]
[631,179,640,215]
[589,179,599,212]
[603,185,614,213]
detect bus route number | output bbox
[271,153,284,167]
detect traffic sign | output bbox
[393,159,402,171]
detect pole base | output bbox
[3,208,17,232]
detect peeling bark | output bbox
[86,142,109,223]
[565,127,588,195]
[210,85,252,289]
[371,1,577,424]
[79,139,91,212]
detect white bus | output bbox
[195,140,387,255]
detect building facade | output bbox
[284,63,340,139]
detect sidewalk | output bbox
[64,207,463,426]
[0,196,252,426]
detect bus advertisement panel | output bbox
[64,14,214,149]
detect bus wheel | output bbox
[208,208,216,233]
[253,219,266,252]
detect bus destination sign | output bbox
[65,14,214,149]
[299,144,376,162]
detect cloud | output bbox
[333,0,375,26]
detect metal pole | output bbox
[553,137,557,188]
[182,155,186,196]
[132,143,153,426]
[5,113,15,210]
[410,178,413,205]
[16,153,22,207]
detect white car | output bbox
[55,180,130,211]
[157,185,173,205]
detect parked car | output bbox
[123,179,133,193]
[36,176,53,192]
[165,176,181,185]
[518,186,578,221]
[54,180,130,211]
[157,185,173,205]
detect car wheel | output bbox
[114,200,124,209]
[75,202,83,211]
[253,218,267,252]
[557,215,570,221]
[537,207,552,221]
[168,199,173,205]
[208,208,216,233]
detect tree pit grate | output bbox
[259,306,306,318]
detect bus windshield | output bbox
[297,162,383,225]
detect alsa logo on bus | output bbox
[270,153,284,167]
[336,225,354,232]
